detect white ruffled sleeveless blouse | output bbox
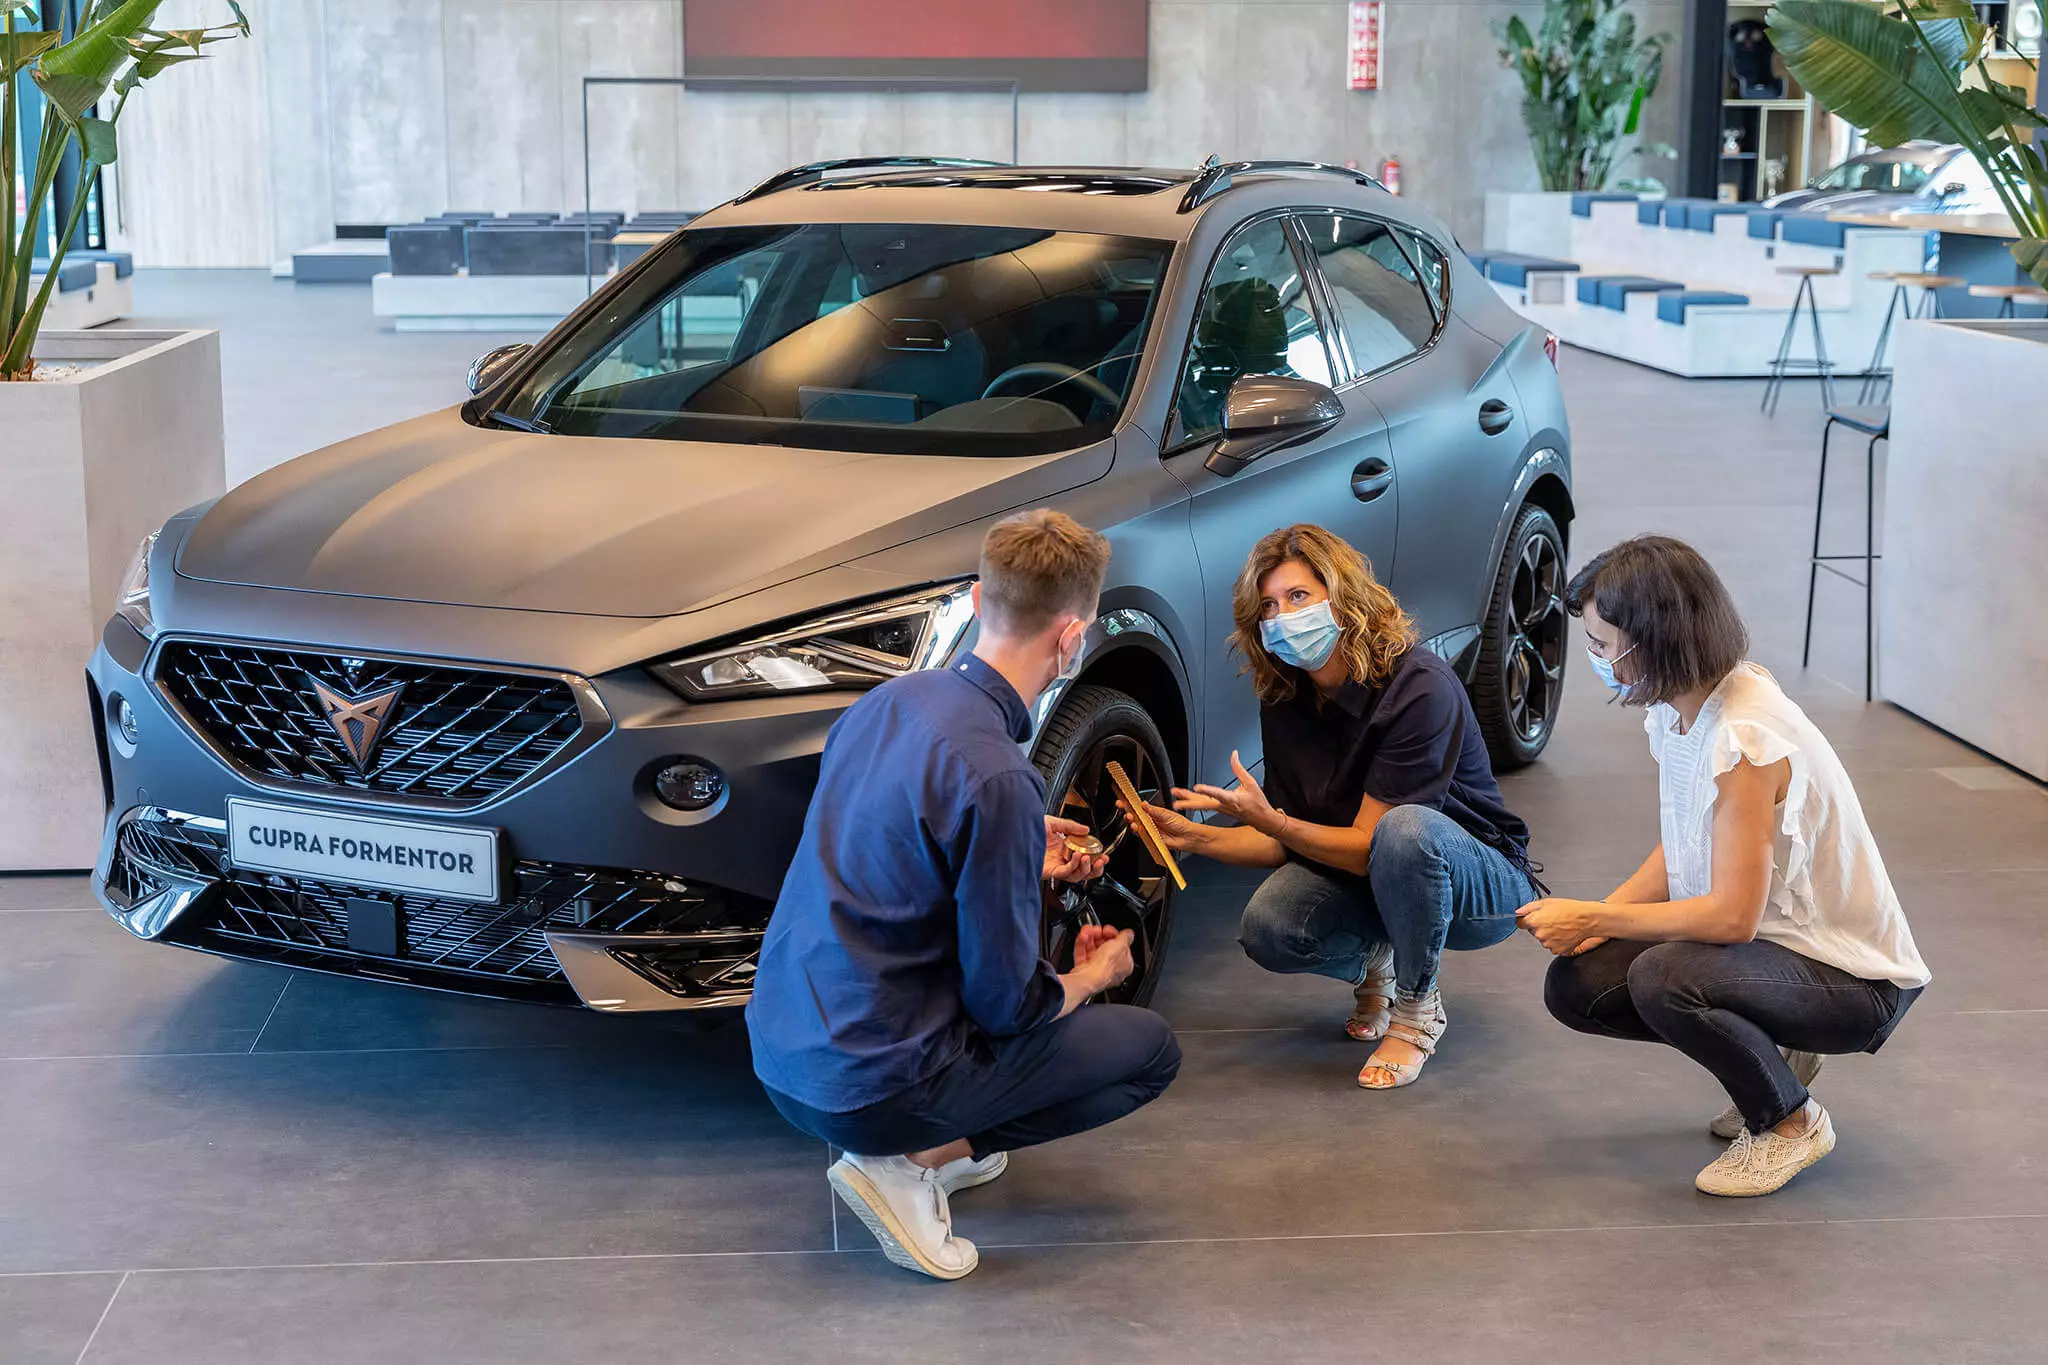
[1645,663,1930,989]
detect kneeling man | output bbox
[747,509,1182,1280]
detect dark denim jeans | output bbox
[1544,937,1921,1133]
[1237,805,1534,996]
[763,1003,1180,1161]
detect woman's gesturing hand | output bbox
[1134,798,1206,852]
[1515,898,1609,956]
[1173,750,1284,837]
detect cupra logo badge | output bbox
[307,675,405,771]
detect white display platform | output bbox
[371,272,598,332]
[32,261,131,330]
[1486,198,1928,378]
[289,238,391,283]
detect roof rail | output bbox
[732,156,1010,204]
[1177,156,1386,213]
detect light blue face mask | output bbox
[1587,642,1636,695]
[1261,600,1342,671]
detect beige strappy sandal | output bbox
[1357,990,1447,1090]
[1345,944,1397,1042]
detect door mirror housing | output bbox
[467,342,533,396]
[1204,374,1344,476]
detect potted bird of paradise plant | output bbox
[1,0,245,868]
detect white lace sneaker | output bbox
[828,1153,979,1279]
[935,1150,1008,1196]
[1695,1103,1836,1197]
[1710,1049,1824,1139]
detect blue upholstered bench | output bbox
[1484,253,1580,287]
[1466,250,1494,274]
[68,249,133,279]
[1682,203,1751,232]
[1578,275,1684,310]
[1654,198,1717,230]
[54,259,98,292]
[465,225,617,275]
[1571,192,1637,217]
[1656,290,1751,323]
[1636,200,1668,225]
[1747,210,1790,240]
[1779,215,1850,249]
[387,223,465,275]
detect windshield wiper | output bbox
[483,409,551,434]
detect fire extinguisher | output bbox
[1379,155,1401,196]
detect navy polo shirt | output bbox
[1259,647,1532,881]
[747,653,1064,1113]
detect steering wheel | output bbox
[982,362,1121,411]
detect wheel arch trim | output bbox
[1029,607,1194,783]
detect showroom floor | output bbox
[10,273,2046,1363]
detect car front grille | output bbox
[151,640,596,807]
[107,811,768,1007]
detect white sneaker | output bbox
[828,1153,979,1280]
[1709,1049,1824,1139]
[935,1150,1008,1196]
[1695,1103,1836,1197]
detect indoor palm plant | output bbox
[2,0,246,378]
[1770,0,2046,286]
[1496,0,1669,193]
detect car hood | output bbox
[176,407,1113,617]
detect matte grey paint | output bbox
[91,164,1572,1004]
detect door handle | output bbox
[1478,398,1514,436]
[1350,457,1394,502]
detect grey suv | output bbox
[88,157,1573,1012]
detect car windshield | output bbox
[1813,155,1937,193]
[495,222,1172,456]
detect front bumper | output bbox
[87,618,850,1011]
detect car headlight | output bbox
[651,582,976,702]
[116,531,158,639]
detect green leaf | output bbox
[112,46,198,94]
[1770,0,1988,146]
[32,0,162,124]
[2013,238,2048,290]
[78,113,115,164]
[0,28,58,80]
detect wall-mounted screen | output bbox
[683,0,1149,92]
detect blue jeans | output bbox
[1237,805,1534,995]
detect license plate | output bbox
[226,798,501,904]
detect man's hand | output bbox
[1516,898,1609,957]
[1043,814,1109,884]
[1173,750,1283,836]
[1073,925,1136,991]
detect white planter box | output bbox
[1879,318,2048,780]
[0,330,226,869]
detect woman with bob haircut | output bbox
[1522,535,1928,1197]
[1136,524,1540,1090]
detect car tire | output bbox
[1471,503,1568,770]
[1031,683,1178,1008]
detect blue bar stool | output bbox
[1762,265,1840,416]
[1803,405,1889,700]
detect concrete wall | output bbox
[113,0,1684,267]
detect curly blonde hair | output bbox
[1229,524,1417,704]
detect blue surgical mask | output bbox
[1052,625,1084,687]
[1587,642,1636,695]
[1260,600,1341,671]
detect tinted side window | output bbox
[1174,218,1334,442]
[1297,212,1437,377]
[1397,227,1451,319]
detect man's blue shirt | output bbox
[747,654,1065,1113]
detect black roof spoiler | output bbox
[732,156,1010,204]
[1178,155,1386,213]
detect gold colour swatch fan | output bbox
[1104,760,1186,891]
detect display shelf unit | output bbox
[1720,0,1818,202]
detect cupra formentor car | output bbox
[89,156,1574,1012]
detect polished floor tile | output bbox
[5,281,2038,1360]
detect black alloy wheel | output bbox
[1471,503,1568,769]
[1032,684,1178,1007]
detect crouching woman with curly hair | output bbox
[1137,524,1541,1091]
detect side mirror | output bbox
[467,342,532,396]
[1204,374,1344,476]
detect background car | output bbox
[1764,141,1998,216]
[89,156,1573,1014]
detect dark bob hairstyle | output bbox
[1564,535,1748,707]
